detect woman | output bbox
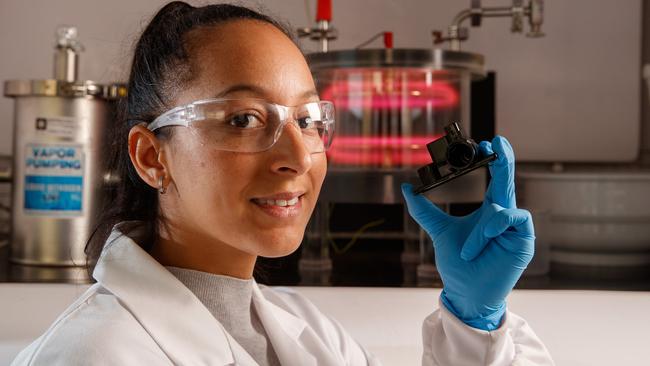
[12,2,554,365]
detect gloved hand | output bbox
[401,136,535,331]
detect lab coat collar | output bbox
[93,222,236,365]
[92,221,318,366]
[251,285,318,366]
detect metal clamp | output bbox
[297,20,338,53]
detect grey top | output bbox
[166,266,281,366]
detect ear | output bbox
[128,124,168,190]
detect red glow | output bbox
[319,71,457,166]
[327,135,441,166]
[321,78,459,110]
[331,136,434,146]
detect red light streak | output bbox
[318,71,457,166]
[321,79,459,110]
[327,135,442,166]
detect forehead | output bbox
[181,20,315,104]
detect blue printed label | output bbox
[23,144,84,215]
[24,175,83,211]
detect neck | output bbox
[150,221,257,280]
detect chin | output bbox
[256,232,304,258]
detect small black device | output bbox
[414,122,497,194]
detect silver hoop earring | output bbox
[158,175,166,194]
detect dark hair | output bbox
[85,2,296,280]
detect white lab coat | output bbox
[12,222,554,366]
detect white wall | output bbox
[0,0,644,162]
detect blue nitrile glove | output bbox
[401,136,535,331]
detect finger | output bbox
[479,140,493,156]
[484,136,516,209]
[460,202,502,261]
[401,183,451,238]
[460,205,534,261]
[484,208,535,259]
[484,208,533,238]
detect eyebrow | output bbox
[214,84,320,101]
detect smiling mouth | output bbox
[251,191,305,205]
[250,193,305,218]
[252,196,300,207]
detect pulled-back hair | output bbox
[85,2,296,279]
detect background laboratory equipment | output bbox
[3,26,125,279]
[290,0,556,286]
[0,0,647,288]
[304,48,492,286]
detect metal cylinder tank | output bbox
[4,26,125,267]
[299,48,487,286]
[306,48,487,204]
[4,80,124,266]
[308,48,484,171]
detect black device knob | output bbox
[446,140,478,170]
[413,122,497,194]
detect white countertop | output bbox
[1,284,649,365]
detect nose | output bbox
[269,121,312,175]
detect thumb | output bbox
[401,183,450,237]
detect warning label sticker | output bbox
[34,116,80,141]
[24,144,84,215]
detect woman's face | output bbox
[160,20,326,258]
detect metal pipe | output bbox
[435,0,545,49]
[451,9,473,28]
[319,20,329,53]
[53,27,83,82]
[54,47,78,82]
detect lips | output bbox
[254,196,300,207]
[252,191,305,201]
[250,191,306,218]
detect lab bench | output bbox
[1,283,649,365]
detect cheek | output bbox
[192,152,254,213]
[170,140,254,224]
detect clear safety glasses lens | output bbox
[148,99,335,153]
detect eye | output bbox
[299,117,327,137]
[228,113,264,129]
[297,116,313,129]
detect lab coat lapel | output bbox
[252,284,341,366]
[93,223,239,366]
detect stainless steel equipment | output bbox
[301,48,488,285]
[518,168,650,279]
[433,0,545,51]
[4,26,125,267]
[308,49,486,198]
[297,0,337,52]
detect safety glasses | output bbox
[147,98,335,153]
